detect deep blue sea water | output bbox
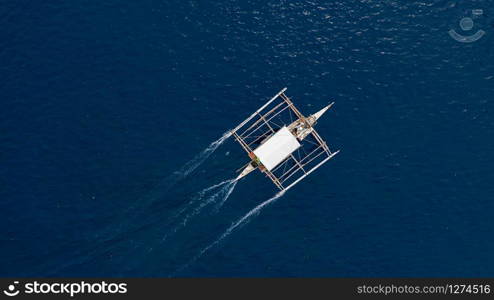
[1,0,494,277]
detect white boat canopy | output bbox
[253,126,301,171]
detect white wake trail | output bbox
[170,179,232,221]
[212,180,237,213]
[50,131,233,275]
[174,130,232,179]
[162,179,237,242]
[180,180,236,227]
[118,130,232,223]
[173,190,285,275]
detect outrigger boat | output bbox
[231,88,339,192]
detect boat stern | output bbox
[236,162,256,181]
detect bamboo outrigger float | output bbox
[231,88,339,192]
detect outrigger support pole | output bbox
[231,87,287,134]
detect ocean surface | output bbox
[1,0,494,277]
